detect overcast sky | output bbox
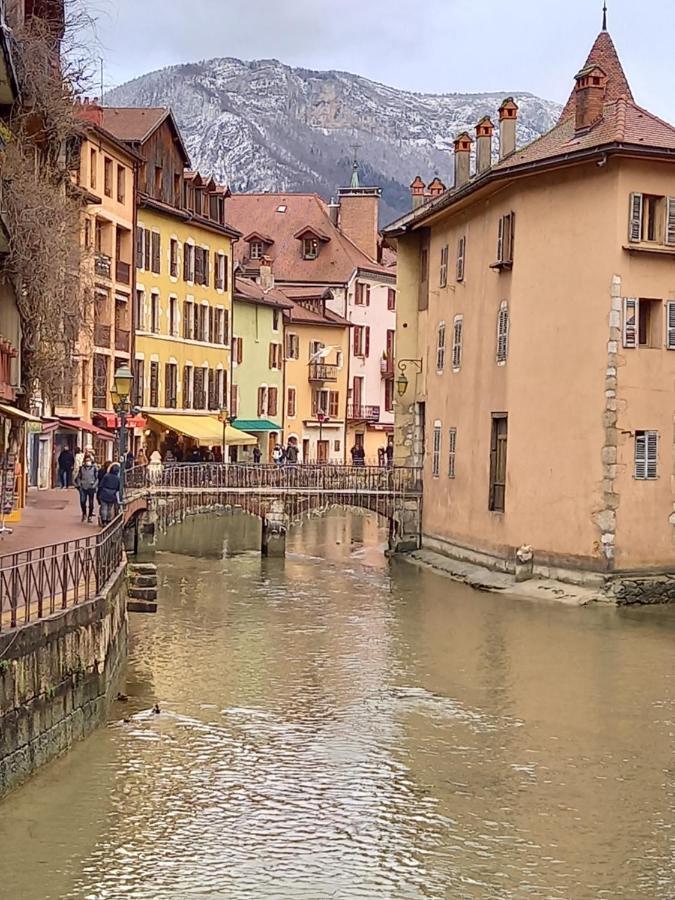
[89,0,674,121]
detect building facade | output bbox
[384,24,675,586]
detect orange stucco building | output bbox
[384,24,675,595]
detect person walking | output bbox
[272,444,285,466]
[385,440,394,468]
[75,454,98,523]
[73,446,84,482]
[97,462,121,525]
[285,439,299,465]
[252,446,261,465]
[350,443,365,467]
[57,446,75,488]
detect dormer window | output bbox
[303,238,318,260]
[250,241,264,259]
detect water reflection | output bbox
[0,511,673,899]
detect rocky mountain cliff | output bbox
[105,57,562,223]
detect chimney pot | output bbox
[453,132,473,189]
[498,98,519,159]
[574,64,607,132]
[427,177,446,198]
[410,175,427,210]
[475,116,494,174]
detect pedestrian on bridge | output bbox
[97,463,121,525]
[75,454,98,523]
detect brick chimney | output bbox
[453,132,473,188]
[475,116,494,174]
[76,97,104,128]
[574,64,607,132]
[427,177,446,198]
[410,176,426,209]
[498,98,519,159]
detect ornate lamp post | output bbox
[110,364,134,501]
[396,359,423,397]
[219,407,237,466]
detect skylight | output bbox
[277,204,287,213]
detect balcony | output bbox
[114,327,130,352]
[95,253,112,279]
[115,260,131,285]
[380,356,394,379]
[308,363,338,383]
[347,404,380,423]
[94,323,111,347]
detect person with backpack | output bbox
[75,453,99,523]
[97,462,121,525]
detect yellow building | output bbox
[102,107,249,456]
[282,294,350,463]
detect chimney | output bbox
[498,98,519,159]
[475,116,494,174]
[410,176,426,209]
[259,257,274,291]
[327,199,339,226]
[337,184,381,261]
[574,65,607,132]
[427,177,446,198]
[76,96,104,128]
[453,132,473,189]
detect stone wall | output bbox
[0,563,128,798]
[603,574,675,606]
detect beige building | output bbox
[384,24,675,590]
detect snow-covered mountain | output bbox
[105,57,562,223]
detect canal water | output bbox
[0,511,673,899]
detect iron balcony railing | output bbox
[308,363,338,383]
[0,516,124,632]
[95,253,112,278]
[347,404,380,422]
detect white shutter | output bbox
[448,427,457,478]
[452,315,463,369]
[496,302,509,363]
[496,216,504,262]
[666,198,675,246]
[635,430,659,479]
[646,431,658,479]
[436,322,445,371]
[628,192,643,243]
[623,298,638,348]
[439,245,448,287]
[634,432,646,479]
[456,236,465,282]
[667,302,675,349]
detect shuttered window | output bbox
[489,414,508,511]
[432,424,441,478]
[666,198,675,246]
[496,213,515,266]
[628,192,643,242]
[135,227,144,269]
[182,365,192,409]
[257,386,267,417]
[164,363,177,408]
[170,239,179,277]
[456,235,466,282]
[666,302,675,349]
[143,228,151,270]
[436,322,446,371]
[452,315,463,370]
[623,298,637,348]
[634,430,658,480]
[149,361,159,408]
[193,367,206,409]
[151,232,161,274]
[267,387,278,417]
[133,359,144,407]
[439,244,448,288]
[496,301,509,363]
[448,428,457,478]
[328,391,339,418]
[287,387,296,418]
[286,333,299,359]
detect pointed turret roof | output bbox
[559,30,633,121]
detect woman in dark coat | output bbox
[97,463,121,525]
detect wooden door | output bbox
[317,440,329,463]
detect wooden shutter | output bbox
[629,193,644,242]
[135,227,144,268]
[182,365,190,408]
[223,255,229,290]
[288,388,296,417]
[203,249,209,286]
[452,316,463,369]
[497,302,509,362]
[646,432,658,479]
[436,323,445,371]
[208,369,215,408]
[365,326,370,357]
[623,298,638,348]
[365,285,371,306]
[268,387,278,417]
[507,212,515,261]
[353,327,360,356]
[143,229,151,270]
[329,391,339,418]
[496,216,504,262]
[151,232,160,273]
[183,244,189,281]
[666,302,675,349]
[257,386,264,416]
[223,310,229,344]
[665,198,675,246]
[456,236,465,282]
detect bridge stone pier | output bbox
[124,464,422,559]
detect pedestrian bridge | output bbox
[124,464,423,556]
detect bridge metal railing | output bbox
[0,516,124,633]
[125,463,423,495]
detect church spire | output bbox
[602,1,607,31]
[350,143,361,189]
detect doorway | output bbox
[317,440,329,463]
[302,438,310,462]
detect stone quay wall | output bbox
[0,562,128,798]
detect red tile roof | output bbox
[225,193,390,285]
[101,107,190,166]
[559,30,634,122]
[234,277,292,309]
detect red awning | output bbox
[57,418,115,441]
[93,412,147,430]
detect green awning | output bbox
[233,419,281,432]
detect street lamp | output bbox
[219,407,237,466]
[396,359,423,397]
[316,409,328,463]
[111,364,134,501]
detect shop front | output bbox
[144,413,256,462]
[230,420,282,463]
[93,411,146,461]
[0,403,42,524]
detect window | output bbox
[456,235,466,282]
[143,229,151,270]
[149,361,159,407]
[432,423,441,477]
[232,336,243,365]
[135,289,145,331]
[384,378,394,412]
[183,243,195,282]
[193,367,206,409]
[133,359,144,407]
[230,384,239,417]
[197,304,208,342]
[249,241,263,259]
[207,369,216,409]
[439,244,448,288]
[223,309,230,345]
[103,157,112,196]
[387,288,396,311]
[451,315,463,370]
[436,322,446,371]
[628,192,675,244]
[272,308,280,331]
[164,363,177,408]
[287,387,296,418]
[494,212,515,268]
[354,325,370,357]
[257,386,268,416]
[312,389,329,417]
[489,414,508,512]
[173,173,181,206]
[215,253,225,290]
[268,387,278,417]
[150,292,159,334]
[170,239,179,278]
[355,282,371,306]
[182,365,193,409]
[92,354,108,408]
[215,308,225,345]
[623,298,662,349]
[310,340,325,360]
[328,391,339,419]
[183,301,194,340]
[151,232,161,274]
[169,296,177,337]
[667,302,675,350]
[419,238,430,311]
[195,247,205,285]
[634,430,658,480]
[154,165,162,196]
[269,342,282,370]
[286,332,299,359]
[216,369,225,408]
[496,301,509,363]
[448,428,457,478]
[89,149,96,189]
[116,166,125,204]
[302,238,318,260]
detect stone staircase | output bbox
[127,563,158,613]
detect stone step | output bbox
[127,563,157,575]
[128,586,158,601]
[128,599,158,614]
[129,574,158,588]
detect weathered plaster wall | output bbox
[0,564,128,798]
